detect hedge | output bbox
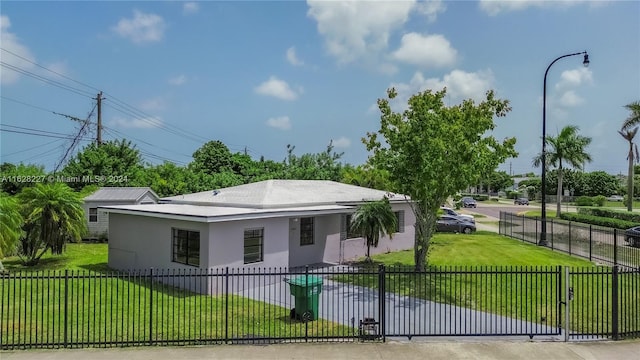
[461,193,489,201]
[559,212,640,230]
[576,207,640,222]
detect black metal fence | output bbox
[2,265,638,349]
[499,211,640,269]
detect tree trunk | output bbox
[628,142,634,212]
[413,206,436,272]
[556,165,563,217]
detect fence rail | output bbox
[2,264,638,349]
[499,211,640,269]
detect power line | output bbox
[0,96,59,114]
[0,61,94,98]
[0,127,94,141]
[1,138,65,157]
[1,47,100,93]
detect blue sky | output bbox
[1,1,639,176]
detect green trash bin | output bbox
[286,275,323,322]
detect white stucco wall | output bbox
[287,215,338,268]
[325,202,416,264]
[208,217,289,269]
[108,212,210,271]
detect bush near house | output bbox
[460,193,489,201]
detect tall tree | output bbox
[61,139,143,190]
[189,140,233,175]
[533,125,592,216]
[18,183,86,266]
[0,163,46,195]
[0,194,24,269]
[620,101,640,211]
[365,88,517,271]
[349,197,397,262]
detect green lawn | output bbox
[374,231,592,267]
[1,243,350,346]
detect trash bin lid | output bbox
[288,275,323,287]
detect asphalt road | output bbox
[461,202,532,219]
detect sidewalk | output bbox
[3,339,640,360]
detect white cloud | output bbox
[558,90,584,107]
[183,2,199,15]
[555,67,592,90]
[112,10,166,44]
[391,32,457,68]
[389,69,495,110]
[416,0,446,22]
[552,67,592,110]
[0,15,36,85]
[266,116,292,130]
[138,97,166,112]
[255,76,300,101]
[168,75,187,85]
[110,116,163,129]
[479,0,596,16]
[306,0,416,64]
[332,137,351,148]
[286,47,304,66]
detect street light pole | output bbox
[540,51,589,246]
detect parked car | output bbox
[436,215,476,234]
[624,226,640,248]
[606,195,624,202]
[514,198,529,205]
[460,197,477,208]
[440,207,475,223]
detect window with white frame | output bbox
[172,228,200,267]
[244,228,264,264]
[300,217,314,245]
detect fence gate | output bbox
[567,267,640,340]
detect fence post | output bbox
[568,221,572,255]
[378,264,386,342]
[564,267,570,342]
[614,229,618,267]
[612,266,619,340]
[589,224,593,261]
[149,268,153,346]
[64,269,68,348]
[551,219,554,249]
[225,267,229,343]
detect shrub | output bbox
[577,207,640,222]
[592,195,606,207]
[559,212,640,230]
[575,196,594,206]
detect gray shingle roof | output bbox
[84,187,159,202]
[162,180,407,209]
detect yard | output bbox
[2,234,637,346]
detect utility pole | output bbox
[96,91,103,146]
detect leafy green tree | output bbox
[341,164,394,191]
[0,194,24,268]
[189,140,233,175]
[0,163,46,195]
[138,161,194,197]
[365,87,517,271]
[477,170,513,193]
[349,197,397,262]
[620,101,640,211]
[533,125,592,217]
[582,171,619,197]
[18,183,86,266]
[283,142,345,181]
[61,139,143,190]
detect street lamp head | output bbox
[583,53,589,67]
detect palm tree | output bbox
[533,125,592,217]
[621,101,640,130]
[18,182,86,266]
[349,197,398,262]
[618,127,638,211]
[0,194,24,269]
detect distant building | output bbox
[83,187,159,240]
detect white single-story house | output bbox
[83,187,159,240]
[103,180,415,277]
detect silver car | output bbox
[436,215,476,234]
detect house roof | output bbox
[101,203,354,223]
[161,180,407,209]
[84,187,159,202]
